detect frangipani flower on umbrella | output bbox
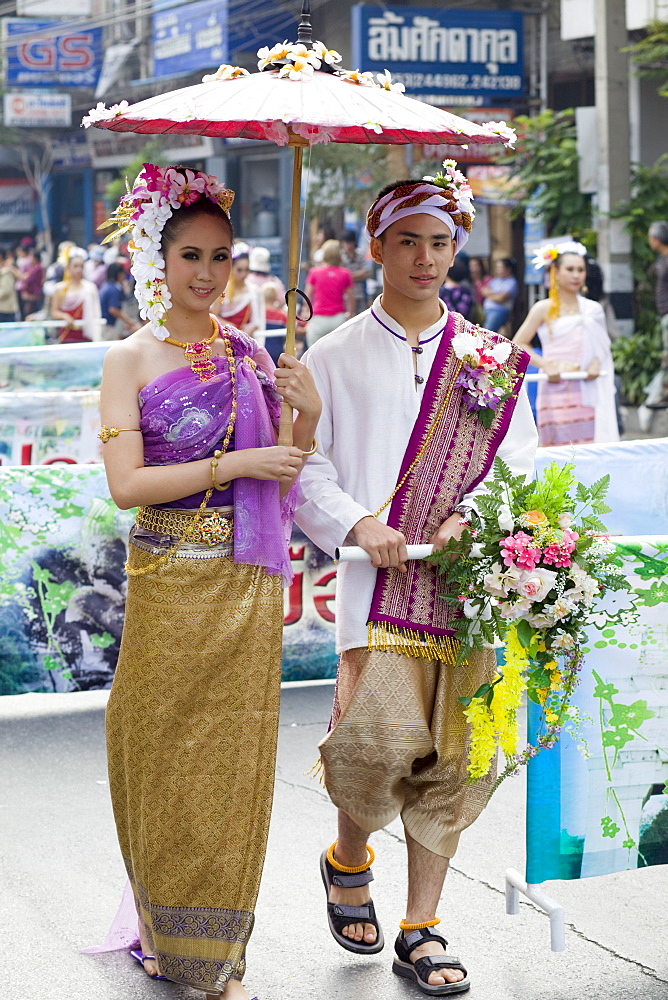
[81,100,129,128]
[376,69,405,94]
[202,64,249,83]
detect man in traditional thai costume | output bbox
[295,164,537,996]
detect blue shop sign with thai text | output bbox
[4,19,102,88]
[153,0,228,78]
[351,5,524,105]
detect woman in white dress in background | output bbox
[513,241,619,446]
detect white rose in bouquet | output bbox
[497,504,514,532]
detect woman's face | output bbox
[469,259,483,281]
[163,213,232,316]
[494,260,509,278]
[67,258,84,280]
[232,257,249,282]
[556,253,586,293]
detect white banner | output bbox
[0,390,102,466]
[4,91,71,127]
[0,180,34,233]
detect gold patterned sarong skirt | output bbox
[106,521,283,994]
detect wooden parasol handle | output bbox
[278,134,308,446]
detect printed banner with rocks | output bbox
[0,464,337,696]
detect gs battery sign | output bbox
[4,19,102,88]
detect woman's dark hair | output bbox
[317,221,336,242]
[469,256,487,277]
[499,257,515,274]
[448,257,470,283]
[106,262,125,283]
[160,191,234,255]
[584,257,604,302]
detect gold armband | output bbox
[98,426,141,443]
[301,438,318,457]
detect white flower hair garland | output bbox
[532,240,587,270]
[99,164,234,341]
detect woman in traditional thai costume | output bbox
[96,165,320,1000]
[215,248,266,344]
[513,241,619,446]
[50,248,103,342]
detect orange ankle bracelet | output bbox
[399,917,441,931]
[326,840,375,873]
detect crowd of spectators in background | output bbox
[0,228,624,363]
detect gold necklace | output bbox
[164,315,220,381]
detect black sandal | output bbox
[319,844,384,955]
[392,927,470,996]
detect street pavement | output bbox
[2,683,667,1000]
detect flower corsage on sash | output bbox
[451,328,518,428]
[428,460,634,790]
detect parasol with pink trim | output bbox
[83,1,515,440]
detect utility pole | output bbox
[595,0,634,336]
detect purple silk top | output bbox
[137,325,294,583]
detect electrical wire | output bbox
[0,0,334,52]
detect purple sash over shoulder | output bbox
[367,311,529,661]
[138,325,294,584]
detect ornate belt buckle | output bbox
[198,512,233,547]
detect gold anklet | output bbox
[399,917,441,931]
[326,841,375,873]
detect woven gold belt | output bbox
[135,505,234,548]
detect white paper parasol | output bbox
[85,1,514,441]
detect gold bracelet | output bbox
[98,425,141,444]
[210,450,231,492]
[301,437,318,457]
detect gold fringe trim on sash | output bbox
[305,756,325,784]
[367,622,463,665]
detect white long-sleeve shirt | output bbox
[294,297,538,653]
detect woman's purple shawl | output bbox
[138,324,294,584]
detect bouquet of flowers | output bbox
[428,459,633,785]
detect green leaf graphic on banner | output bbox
[602,727,635,749]
[601,816,621,838]
[610,700,655,731]
[90,632,114,648]
[634,581,668,607]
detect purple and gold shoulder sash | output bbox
[367,311,529,662]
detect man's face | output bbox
[370,214,456,305]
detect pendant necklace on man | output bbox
[164,315,219,381]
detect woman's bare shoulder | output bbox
[529,297,550,320]
[102,326,154,372]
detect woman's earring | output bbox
[581,284,588,295]
[219,292,225,302]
